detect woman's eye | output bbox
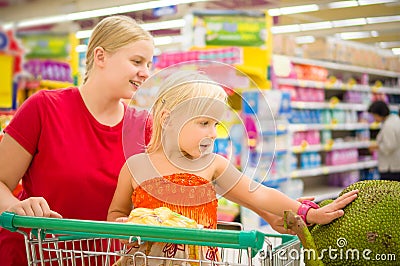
[200,121,209,126]
[214,122,220,127]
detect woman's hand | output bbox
[306,189,358,225]
[5,197,62,218]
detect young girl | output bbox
[108,70,358,264]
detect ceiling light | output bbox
[295,35,315,44]
[279,4,319,15]
[75,19,186,39]
[267,4,318,16]
[66,7,120,21]
[379,41,400,48]
[367,15,400,24]
[17,15,68,28]
[271,24,301,34]
[300,21,332,31]
[332,18,367,27]
[141,19,185,31]
[328,1,359,8]
[272,15,400,34]
[3,0,206,29]
[337,31,372,40]
[267,9,281,16]
[392,48,400,55]
[154,35,184,46]
[358,0,398,5]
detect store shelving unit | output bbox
[291,140,373,154]
[284,56,400,79]
[274,55,400,201]
[291,160,378,179]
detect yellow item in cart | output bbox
[126,207,198,228]
[113,207,201,266]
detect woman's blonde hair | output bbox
[84,15,153,83]
[147,71,227,153]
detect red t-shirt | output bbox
[0,88,151,265]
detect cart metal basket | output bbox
[0,212,300,266]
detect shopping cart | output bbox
[0,211,301,266]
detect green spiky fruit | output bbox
[309,180,400,265]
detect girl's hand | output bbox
[6,197,62,218]
[265,196,316,235]
[306,189,358,225]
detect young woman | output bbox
[0,15,154,265]
[108,70,358,264]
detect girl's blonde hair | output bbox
[147,71,227,153]
[84,15,153,83]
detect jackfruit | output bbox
[285,180,400,266]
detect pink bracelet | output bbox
[297,200,320,226]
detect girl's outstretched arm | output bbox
[213,155,357,225]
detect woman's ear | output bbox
[93,46,106,67]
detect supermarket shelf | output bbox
[373,86,400,95]
[288,123,370,132]
[291,101,367,111]
[290,160,377,178]
[278,78,400,94]
[303,186,344,202]
[291,140,372,154]
[282,56,400,78]
[278,78,371,92]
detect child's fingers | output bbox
[333,190,358,207]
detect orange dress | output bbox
[131,173,219,264]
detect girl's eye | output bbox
[214,122,220,127]
[200,121,209,126]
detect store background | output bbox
[1,0,400,231]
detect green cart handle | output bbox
[0,212,265,251]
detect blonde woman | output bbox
[0,15,154,265]
[108,71,358,265]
